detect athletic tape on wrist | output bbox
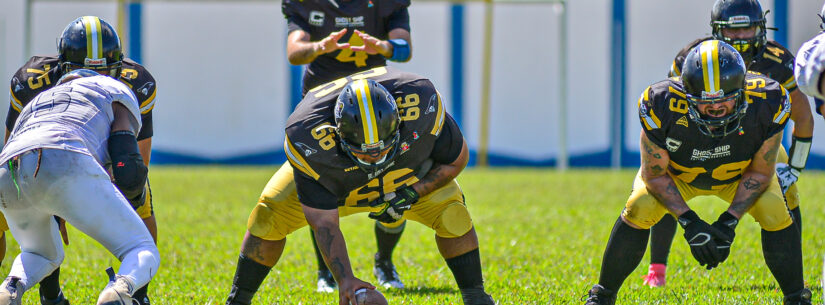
[789,136,812,171]
[388,39,411,62]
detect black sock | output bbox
[39,267,61,300]
[133,282,149,304]
[226,254,272,305]
[761,226,804,295]
[309,229,328,272]
[445,248,484,289]
[790,207,802,234]
[375,221,405,261]
[598,217,649,292]
[649,214,677,265]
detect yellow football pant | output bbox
[247,162,474,241]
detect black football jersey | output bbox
[285,66,456,209]
[8,55,157,140]
[639,73,790,190]
[670,37,798,92]
[282,0,411,93]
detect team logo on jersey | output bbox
[400,142,410,152]
[309,11,325,26]
[665,137,682,152]
[425,94,437,114]
[137,82,155,96]
[335,16,365,27]
[11,77,23,93]
[294,142,317,156]
[676,116,689,127]
[368,0,374,8]
[413,132,419,140]
[690,145,731,161]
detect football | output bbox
[353,288,388,305]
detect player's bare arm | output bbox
[789,89,813,138]
[413,139,468,197]
[301,204,374,304]
[350,28,411,59]
[286,29,350,65]
[727,131,782,218]
[639,131,690,217]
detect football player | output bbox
[584,41,811,305]
[282,0,413,292]
[643,0,814,287]
[795,3,825,116]
[5,16,158,305]
[0,69,159,305]
[224,67,494,305]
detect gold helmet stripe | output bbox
[354,79,379,144]
[82,16,103,61]
[700,40,721,94]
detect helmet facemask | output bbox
[686,89,748,138]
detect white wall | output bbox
[1,0,824,165]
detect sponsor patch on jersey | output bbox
[295,142,317,156]
[138,82,155,96]
[690,145,731,161]
[665,137,682,152]
[676,116,689,127]
[335,16,365,27]
[309,11,325,26]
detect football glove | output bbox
[369,186,419,223]
[678,210,725,270]
[775,163,799,195]
[710,211,738,265]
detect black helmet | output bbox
[681,40,748,138]
[57,16,123,77]
[711,0,767,64]
[334,79,401,175]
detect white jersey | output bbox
[795,31,825,100]
[0,75,141,165]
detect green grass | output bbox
[3,166,823,304]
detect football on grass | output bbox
[354,288,388,305]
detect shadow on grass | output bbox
[385,286,456,296]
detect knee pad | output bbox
[434,202,473,238]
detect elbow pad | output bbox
[109,130,148,208]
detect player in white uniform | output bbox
[0,70,159,305]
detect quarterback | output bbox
[584,41,811,305]
[225,67,494,305]
[644,0,814,287]
[6,16,158,305]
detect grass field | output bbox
[2,166,823,304]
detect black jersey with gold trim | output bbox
[282,0,411,93]
[8,55,157,140]
[639,73,790,190]
[285,66,451,209]
[670,37,798,92]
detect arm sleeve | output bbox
[429,113,463,164]
[637,86,667,149]
[294,170,339,210]
[137,111,153,141]
[282,0,311,33]
[387,6,411,32]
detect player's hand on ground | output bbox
[349,30,392,57]
[710,212,738,265]
[678,210,726,270]
[775,163,799,195]
[338,277,375,305]
[317,29,351,55]
[368,186,419,223]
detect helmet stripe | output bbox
[82,16,103,60]
[354,79,379,144]
[700,40,721,94]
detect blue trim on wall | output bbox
[610,0,626,167]
[127,2,142,63]
[290,65,303,110]
[774,0,788,47]
[450,4,464,129]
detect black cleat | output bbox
[583,285,616,305]
[784,288,812,305]
[373,256,404,289]
[40,290,70,305]
[459,288,495,305]
[316,270,336,293]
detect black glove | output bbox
[710,211,738,264]
[368,186,419,223]
[678,210,725,270]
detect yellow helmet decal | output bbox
[700,40,721,95]
[82,16,104,61]
[353,79,379,144]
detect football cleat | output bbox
[0,277,23,305]
[783,288,813,305]
[583,285,616,305]
[40,290,70,305]
[316,270,337,293]
[459,288,495,305]
[642,263,666,287]
[96,268,138,305]
[373,256,404,289]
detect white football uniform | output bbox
[0,75,158,294]
[795,31,825,100]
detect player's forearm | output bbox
[413,141,468,197]
[727,171,771,218]
[287,41,322,65]
[138,137,152,166]
[790,90,814,138]
[312,223,355,283]
[644,175,690,216]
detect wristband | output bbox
[789,136,812,171]
[388,39,411,62]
